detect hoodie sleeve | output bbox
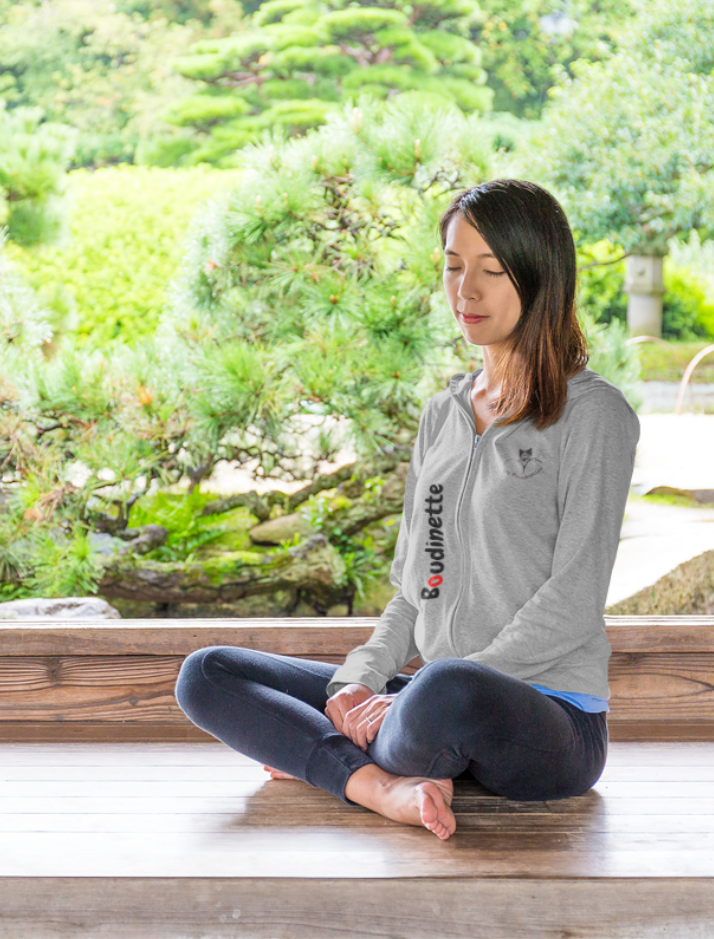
[462,389,640,681]
[325,402,433,698]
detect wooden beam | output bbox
[1,618,713,740]
[2,876,714,938]
[2,615,714,654]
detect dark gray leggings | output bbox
[174,646,608,806]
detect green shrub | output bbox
[576,240,628,327]
[2,164,243,347]
[662,263,714,340]
[576,239,714,341]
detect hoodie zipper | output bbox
[446,373,525,653]
[447,414,482,653]
[446,372,521,653]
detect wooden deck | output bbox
[2,616,714,937]
[2,739,714,938]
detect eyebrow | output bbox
[444,249,495,259]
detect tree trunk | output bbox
[97,533,347,604]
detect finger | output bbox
[358,722,369,750]
[351,702,379,746]
[325,706,341,733]
[333,699,354,729]
[336,702,354,735]
[357,714,377,750]
[339,718,357,747]
[363,716,381,749]
[365,717,379,746]
[364,708,388,745]
[342,703,361,736]
[344,712,364,748]
[342,712,355,739]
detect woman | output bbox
[175,178,640,842]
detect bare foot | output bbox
[346,765,456,840]
[381,776,456,840]
[263,764,299,780]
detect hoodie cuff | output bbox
[326,668,388,698]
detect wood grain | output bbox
[2,618,714,738]
[1,652,713,727]
[2,741,714,937]
[2,877,713,939]
[2,615,714,654]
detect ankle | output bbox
[344,763,396,806]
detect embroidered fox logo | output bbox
[504,447,543,479]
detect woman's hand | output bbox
[324,683,374,734]
[340,693,399,751]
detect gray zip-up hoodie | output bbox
[326,366,640,701]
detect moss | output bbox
[197,550,272,586]
[197,505,260,553]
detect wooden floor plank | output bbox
[2,739,714,938]
[2,720,713,743]
[4,778,714,800]
[3,740,714,763]
[1,811,712,834]
[4,831,714,878]
[2,742,714,880]
[1,877,713,939]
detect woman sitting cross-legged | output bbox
[174,178,640,841]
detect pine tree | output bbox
[1,96,641,608]
[163,0,493,166]
[0,103,77,246]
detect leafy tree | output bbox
[1,97,642,608]
[473,0,638,119]
[502,0,714,258]
[492,0,714,342]
[0,0,646,170]
[115,0,248,27]
[0,0,244,167]
[162,0,493,167]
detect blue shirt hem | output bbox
[529,683,610,713]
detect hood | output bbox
[447,366,598,425]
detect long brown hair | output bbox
[439,178,589,431]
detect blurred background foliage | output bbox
[2,0,714,602]
[1,164,243,345]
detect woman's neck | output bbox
[476,346,507,397]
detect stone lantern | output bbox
[624,254,665,337]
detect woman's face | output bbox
[442,213,522,348]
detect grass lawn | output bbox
[628,490,714,508]
[633,339,714,383]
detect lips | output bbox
[461,313,488,323]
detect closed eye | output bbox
[445,267,504,277]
